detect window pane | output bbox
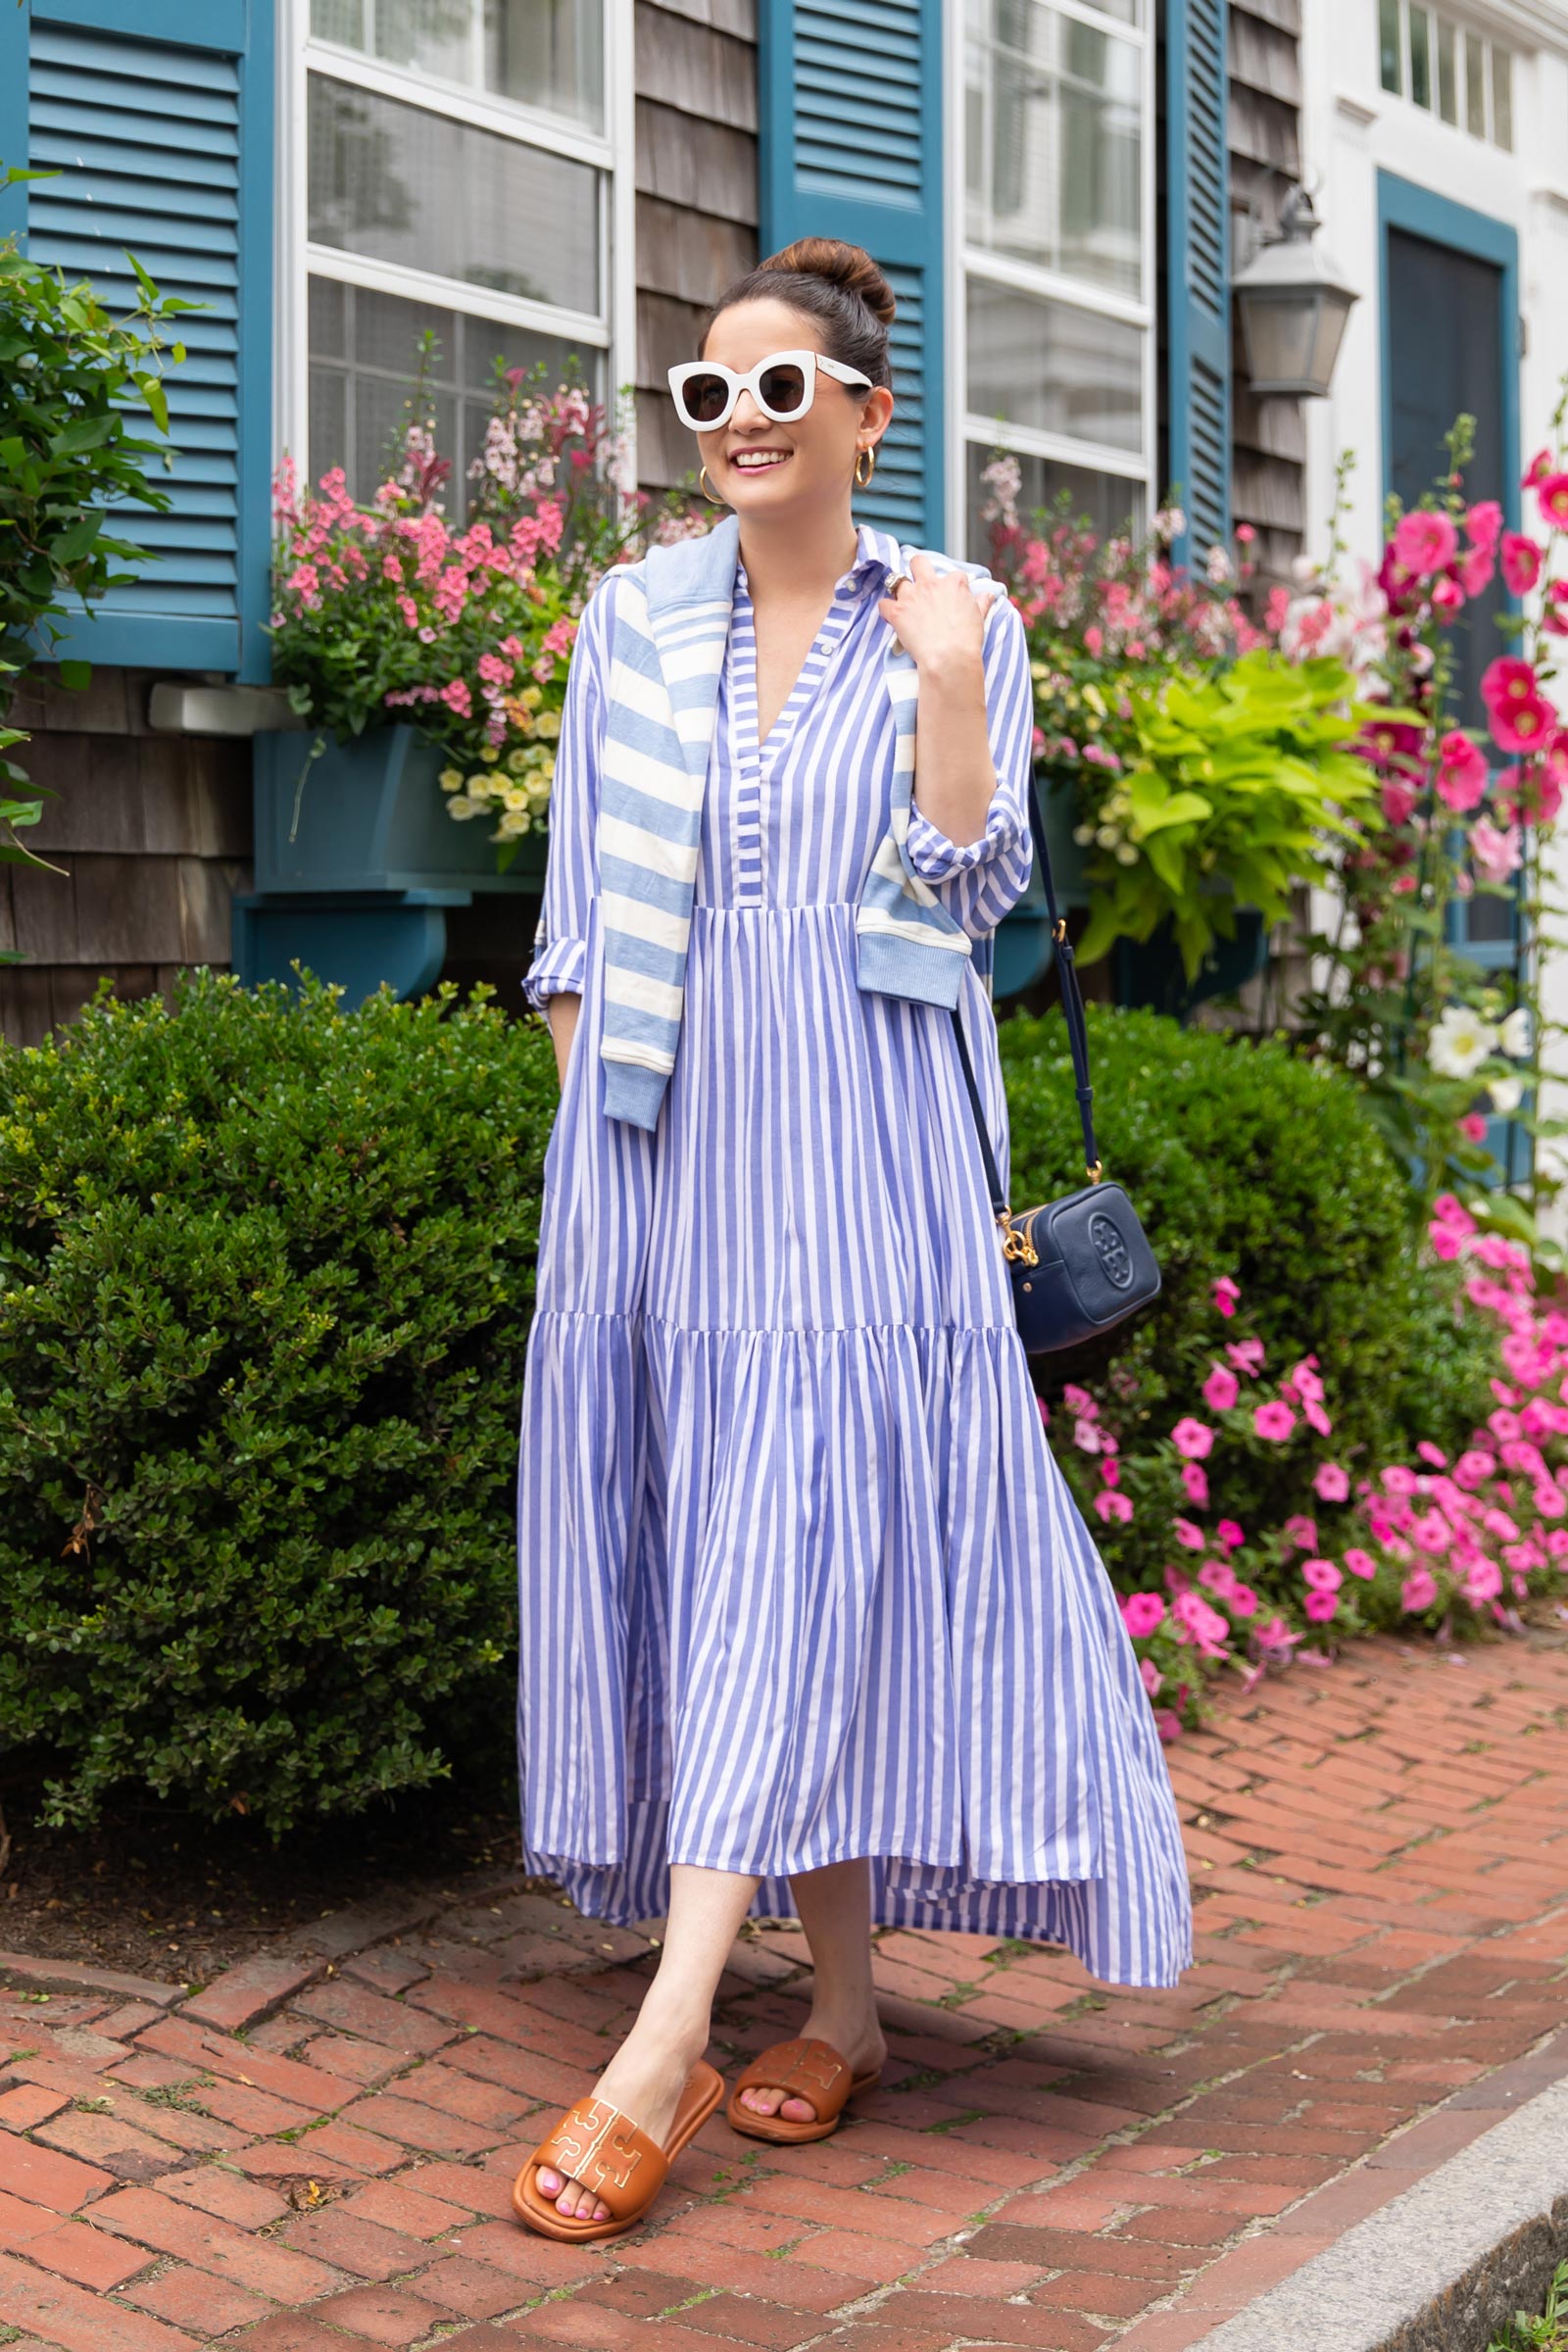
[308,73,601,314]
[1379,0,1401,94]
[965,440,1142,560]
[311,0,603,129]
[488,0,603,128]
[966,0,1143,301]
[966,276,1143,454]
[1465,30,1486,135]
[308,274,602,499]
[1408,6,1431,108]
[1491,47,1512,149]
[1437,20,1456,122]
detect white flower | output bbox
[1152,506,1186,543]
[1498,1006,1532,1057]
[446,797,487,821]
[1428,1004,1497,1080]
[1489,1075,1524,1113]
[1291,554,1318,584]
[1205,545,1233,583]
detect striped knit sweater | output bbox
[585,512,1004,1133]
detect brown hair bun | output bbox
[759,238,897,329]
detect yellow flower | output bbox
[439,767,464,793]
[502,784,529,810]
[535,709,562,741]
[496,808,532,837]
[506,748,530,777]
[520,683,543,711]
[480,744,501,763]
[466,774,493,800]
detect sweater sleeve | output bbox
[521,574,614,1011]
[904,591,1036,938]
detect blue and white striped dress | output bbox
[516,522,1192,1987]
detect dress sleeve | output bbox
[521,575,612,1011]
[905,590,1037,938]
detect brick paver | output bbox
[0,1633,1564,2350]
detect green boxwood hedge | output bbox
[0,973,556,1835]
[0,981,1494,1835]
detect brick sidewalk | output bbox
[0,1630,1565,2352]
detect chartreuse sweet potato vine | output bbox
[1075,653,1393,982]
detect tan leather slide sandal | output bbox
[513,2057,725,2241]
[725,2034,881,2145]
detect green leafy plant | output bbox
[1489,2260,1568,2351]
[1072,653,1388,979]
[0,971,558,1835]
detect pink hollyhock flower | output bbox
[1227,1339,1266,1376]
[1467,500,1503,550]
[1501,531,1544,594]
[1254,1400,1297,1442]
[1526,447,1554,489]
[1139,1656,1161,1696]
[1181,1459,1210,1507]
[1381,780,1419,828]
[1216,1519,1246,1552]
[1393,509,1459,577]
[1401,1565,1440,1612]
[1483,655,1544,716]
[1302,1557,1343,1592]
[1343,1547,1378,1580]
[1202,1363,1240,1412]
[1173,1517,1206,1551]
[1435,732,1489,812]
[1172,1416,1215,1461]
[1121,1592,1166,1638]
[1457,1113,1491,1146]
[1212,1276,1241,1319]
[1313,1461,1350,1503]
[1228,1583,1259,1617]
[1433,575,1465,619]
[1536,471,1568,530]
[1490,694,1555,757]
[1198,1558,1239,1598]
[1304,1591,1340,1623]
[1472,817,1524,881]
[1283,1513,1319,1550]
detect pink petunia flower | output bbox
[1181,1459,1210,1508]
[1227,1339,1266,1377]
[1216,1518,1246,1552]
[1139,1656,1162,1696]
[1312,1461,1350,1502]
[1121,1592,1166,1638]
[1283,1513,1319,1550]
[1212,1276,1241,1319]
[1072,1417,1104,1453]
[1400,1565,1440,1612]
[1173,1517,1206,1551]
[1198,1558,1239,1598]
[1254,1400,1297,1442]
[1302,1558,1343,1592]
[1172,1417,1215,1461]
[1095,1490,1135,1525]
[1343,1547,1378,1581]
[1228,1583,1260,1618]
[1303,1591,1340,1623]
[1202,1363,1240,1413]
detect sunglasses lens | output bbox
[758,363,808,417]
[683,370,732,424]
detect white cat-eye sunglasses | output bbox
[666,349,873,432]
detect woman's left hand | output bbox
[877,551,992,673]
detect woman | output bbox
[511,239,1192,2244]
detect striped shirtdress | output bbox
[516,520,1193,1988]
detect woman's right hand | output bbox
[546,993,581,1090]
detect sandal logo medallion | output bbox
[554,2100,644,2191]
[1089,1212,1134,1290]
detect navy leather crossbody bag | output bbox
[949,771,1160,1357]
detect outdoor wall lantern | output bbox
[1233,184,1359,399]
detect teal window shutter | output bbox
[759,0,945,547]
[3,0,273,679]
[1164,0,1230,558]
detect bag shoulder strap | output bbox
[949,768,1101,1222]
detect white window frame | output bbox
[274,0,636,495]
[945,0,1156,553]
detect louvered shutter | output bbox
[0,0,273,677]
[1164,0,1230,559]
[759,0,945,546]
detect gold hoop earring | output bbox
[854,447,876,489]
[699,464,726,506]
